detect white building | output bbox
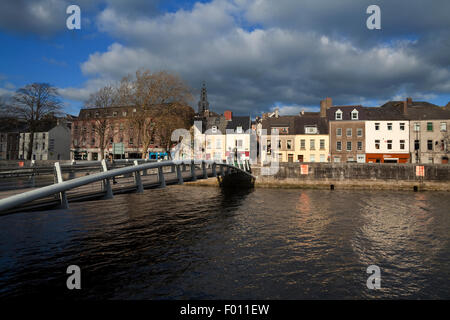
[19,124,71,160]
[365,120,410,163]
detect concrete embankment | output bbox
[188,163,450,191]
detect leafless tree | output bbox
[117,69,193,158]
[84,85,118,160]
[8,83,62,160]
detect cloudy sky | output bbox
[0,0,449,116]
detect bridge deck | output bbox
[0,168,214,214]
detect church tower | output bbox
[197,82,210,114]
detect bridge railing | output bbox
[0,159,253,214]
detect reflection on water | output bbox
[0,186,449,299]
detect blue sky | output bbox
[1,0,449,116]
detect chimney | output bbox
[407,97,413,106]
[320,97,333,117]
[224,110,233,121]
[403,100,408,116]
[275,107,279,118]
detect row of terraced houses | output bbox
[196,92,450,164]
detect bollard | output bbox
[202,161,208,179]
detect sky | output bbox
[0,0,449,117]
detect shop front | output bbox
[366,153,410,163]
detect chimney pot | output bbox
[224,110,233,121]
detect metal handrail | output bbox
[0,159,254,213]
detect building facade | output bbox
[19,124,71,160]
[327,103,366,163]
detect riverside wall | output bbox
[252,163,450,191]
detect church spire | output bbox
[197,81,210,114]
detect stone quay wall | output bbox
[252,163,450,191]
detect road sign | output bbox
[416,165,425,177]
[112,143,124,155]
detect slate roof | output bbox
[294,114,329,134]
[379,101,450,120]
[225,116,251,132]
[326,105,366,121]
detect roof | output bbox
[261,113,328,134]
[203,115,228,134]
[226,116,251,132]
[326,105,366,121]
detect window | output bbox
[212,126,217,133]
[336,128,342,136]
[320,154,325,162]
[119,123,124,131]
[237,140,243,147]
[266,140,271,154]
[351,109,359,120]
[387,123,393,130]
[357,141,362,151]
[427,122,433,131]
[400,140,405,150]
[375,123,380,130]
[347,141,352,151]
[300,139,305,149]
[277,140,281,149]
[95,112,99,118]
[414,123,420,132]
[122,111,127,117]
[414,140,420,150]
[335,110,343,120]
[333,156,341,163]
[305,126,318,134]
[400,123,405,131]
[236,126,243,133]
[387,140,392,150]
[129,137,133,145]
[207,139,211,149]
[427,140,433,151]
[216,138,222,149]
[310,139,315,150]
[320,139,325,150]
[113,111,118,117]
[91,138,95,145]
[441,122,447,132]
[287,140,292,150]
[375,140,380,149]
[310,154,315,162]
[357,128,362,137]
[337,141,342,151]
[346,128,352,137]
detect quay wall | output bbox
[252,163,450,191]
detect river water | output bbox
[0,186,449,299]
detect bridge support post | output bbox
[143,158,148,176]
[212,163,217,177]
[171,165,175,173]
[182,163,186,172]
[220,164,224,176]
[133,160,144,193]
[29,160,36,188]
[158,166,166,188]
[176,165,183,184]
[202,161,208,179]
[101,159,114,199]
[190,161,197,181]
[54,162,69,209]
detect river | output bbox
[0,186,449,299]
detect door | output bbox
[298,155,303,162]
[288,154,293,163]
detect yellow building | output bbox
[260,112,329,163]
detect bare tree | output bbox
[8,83,62,160]
[117,69,193,158]
[84,85,118,160]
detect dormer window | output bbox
[305,126,318,134]
[212,126,217,133]
[351,109,359,120]
[236,126,243,133]
[335,109,343,120]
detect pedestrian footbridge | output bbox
[0,159,255,215]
